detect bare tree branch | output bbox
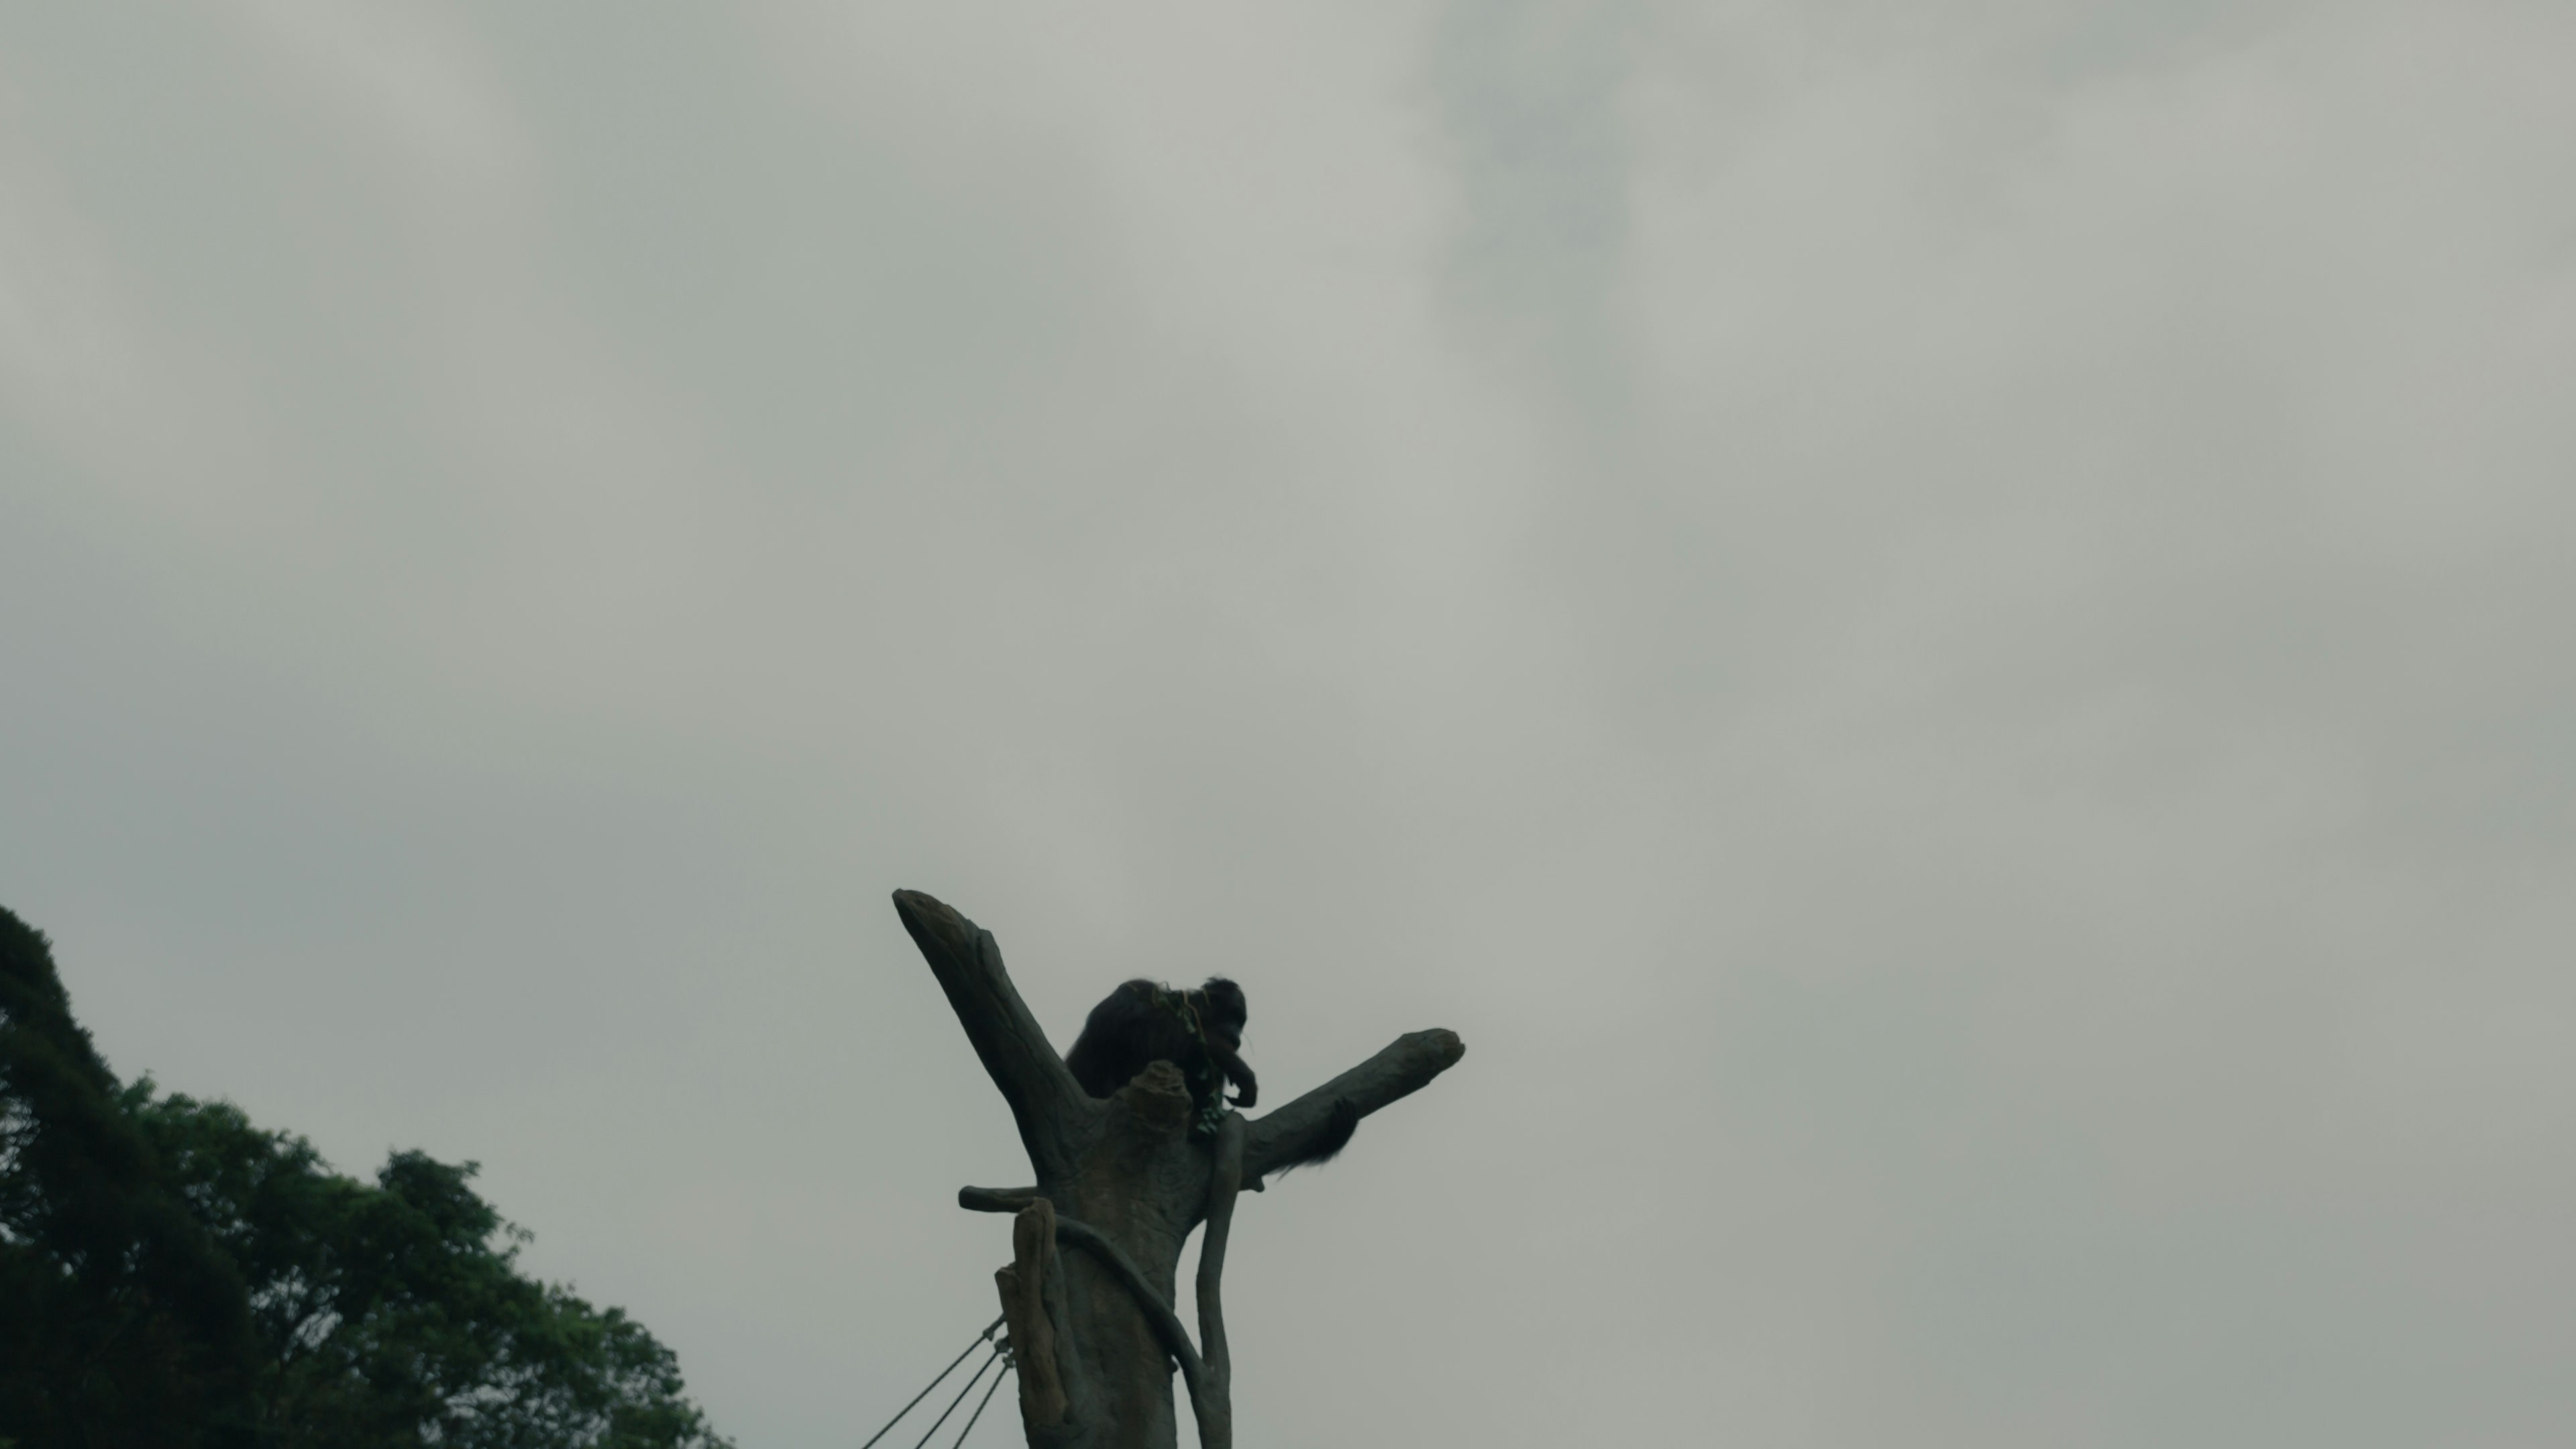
[957,1187,1217,1415]
[892,890,1088,1177]
[1189,1114,1244,1449]
[1048,1216,1208,1403]
[1241,1029,1466,1185]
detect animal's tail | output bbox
[1273,1098,1360,1177]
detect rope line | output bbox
[860,1316,1006,1449]
[912,1344,1005,1449]
[949,1351,1012,1448]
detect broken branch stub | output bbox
[997,1199,1069,1434]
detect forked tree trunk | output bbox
[893,890,1464,1449]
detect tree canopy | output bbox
[0,906,731,1449]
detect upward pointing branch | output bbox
[892,890,1088,1179]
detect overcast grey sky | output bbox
[4,3,2573,1444]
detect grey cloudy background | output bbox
[5,2,2573,1444]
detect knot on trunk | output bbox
[1113,1061,1193,1138]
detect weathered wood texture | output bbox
[892,890,1463,1449]
[996,1199,1067,1436]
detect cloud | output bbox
[2,2,2570,1444]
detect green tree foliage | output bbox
[0,908,731,1449]
[0,908,256,1448]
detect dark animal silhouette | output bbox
[1066,977,1256,1110]
[1065,977,1358,1169]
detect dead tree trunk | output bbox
[892,890,1464,1449]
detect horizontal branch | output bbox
[893,891,1085,1177]
[1242,1028,1465,1184]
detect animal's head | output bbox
[1196,977,1247,1047]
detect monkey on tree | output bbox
[1065,977,1358,1165]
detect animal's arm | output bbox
[1210,1042,1258,1109]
